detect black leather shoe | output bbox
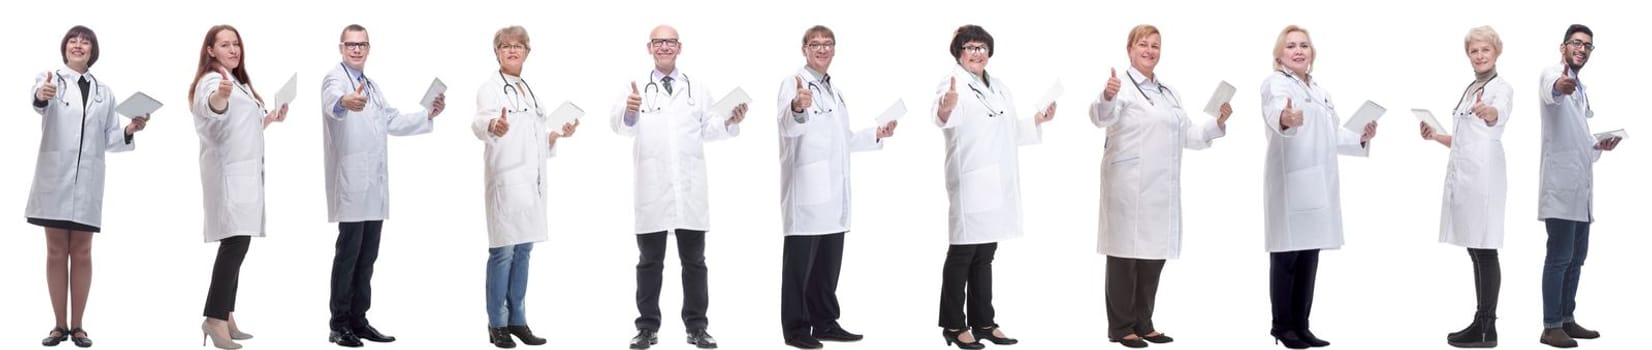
[1110,336,1148,348]
[942,329,985,350]
[506,325,546,346]
[330,329,364,348]
[1561,322,1599,339]
[972,326,1019,345]
[687,329,718,349]
[1143,333,1174,344]
[813,326,863,342]
[629,329,658,350]
[489,327,517,349]
[353,325,397,343]
[1540,327,1577,348]
[1298,329,1330,347]
[68,328,93,348]
[43,327,69,346]
[785,335,824,349]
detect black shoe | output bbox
[1110,336,1149,348]
[67,328,92,348]
[687,329,718,349]
[489,327,517,349]
[1446,315,1497,348]
[1143,332,1174,344]
[505,325,546,346]
[1540,327,1577,348]
[785,334,824,349]
[629,329,658,350]
[1298,329,1330,347]
[1561,322,1599,339]
[813,326,863,342]
[942,328,985,350]
[1271,330,1311,349]
[330,329,364,348]
[353,325,397,343]
[972,326,1019,345]
[43,326,69,346]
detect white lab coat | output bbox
[320,64,434,223]
[1437,76,1512,249]
[473,72,558,248]
[1536,64,1601,223]
[931,65,1042,245]
[1088,68,1225,259]
[609,69,739,234]
[192,72,269,242]
[1259,70,1369,253]
[25,66,136,229]
[775,68,883,236]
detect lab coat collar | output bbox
[651,69,684,84]
[801,66,826,83]
[499,70,524,85]
[1278,68,1313,88]
[1126,66,1158,90]
[55,64,88,83]
[339,62,366,82]
[953,64,989,89]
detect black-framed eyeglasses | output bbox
[961,45,990,55]
[1565,40,1595,51]
[805,42,836,51]
[650,38,681,48]
[343,41,370,50]
[497,43,528,52]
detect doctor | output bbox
[28,25,149,348]
[1535,24,1615,349]
[1087,24,1229,349]
[610,24,746,350]
[1417,26,1512,349]
[931,24,1053,350]
[472,25,577,350]
[319,24,445,348]
[190,24,288,350]
[773,25,896,350]
[1259,25,1376,349]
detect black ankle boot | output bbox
[1446,315,1497,348]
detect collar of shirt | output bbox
[56,65,87,83]
[500,71,525,85]
[1127,67,1162,94]
[341,63,366,82]
[651,69,684,84]
[953,64,990,90]
[802,66,834,96]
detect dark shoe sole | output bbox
[1448,340,1497,348]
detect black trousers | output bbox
[1269,249,1320,333]
[204,236,251,320]
[780,232,846,339]
[635,229,709,332]
[938,243,996,330]
[1466,248,1500,318]
[330,220,384,330]
[1106,256,1166,339]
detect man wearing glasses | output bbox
[773,25,897,349]
[1536,23,1616,349]
[320,24,445,348]
[611,24,749,350]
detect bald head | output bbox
[647,25,682,74]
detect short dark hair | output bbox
[341,24,367,42]
[1563,24,1592,43]
[60,25,100,68]
[949,24,994,60]
[801,25,834,45]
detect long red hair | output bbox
[189,25,261,106]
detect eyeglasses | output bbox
[1565,40,1595,51]
[343,41,370,50]
[961,45,990,55]
[650,38,681,48]
[497,43,528,52]
[805,42,836,51]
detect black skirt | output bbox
[27,218,102,233]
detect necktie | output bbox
[78,77,91,108]
[662,76,674,95]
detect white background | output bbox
[1,0,1645,349]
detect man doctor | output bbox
[773,25,896,350]
[610,24,747,350]
[319,24,444,348]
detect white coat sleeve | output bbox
[610,82,639,137]
[473,84,502,142]
[1260,77,1297,137]
[541,110,560,159]
[776,77,808,138]
[932,77,962,129]
[1007,89,1042,146]
[1182,115,1225,151]
[321,71,351,121]
[1334,97,1371,158]
[699,84,739,142]
[848,128,882,152]
[379,87,434,137]
[1089,88,1123,128]
[102,86,135,152]
[1539,66,1564,106]
[194,75,231,121]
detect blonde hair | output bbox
[1272,25,1313,73]
[1464,25,1502,54]
[493,26,530,51]
[1126,24,1160,49]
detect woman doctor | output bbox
[1259,25,1376,349]
[931,24,1054,350]
[1418,26,1511,348]
[190,24,287,350]
[1087,24,1229,349]
[29,25,149,348]
[471,25,578,349]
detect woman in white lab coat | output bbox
[471,25,577,349]
[190,24,288,350]
[931,24,1054,350]
[28,25,149,348]
[1087,25,1229,348]
[1258,25,1376,349]
[1417,26,1512,348]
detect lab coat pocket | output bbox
[961,164,1004,213]
[225,175,260,207]
[1541,153,1582,192]
[793,161,832,206]
[341,154,371,194]
[493,179,540,213]
[1284,167,1328,212]
[30,150,72,194]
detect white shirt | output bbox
[931,65,1042,245]
[26,66,136,229]
[320,63,434,223]
[1259,70,1370,252]
[608,69,740,234]
[775,67,883,236]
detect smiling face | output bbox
[207,29,242,70]
[339,29,370,71]
[1560,31,1592,69]
[957,40,990,75]
[1277,30,1313,76]
[1129,33,1161,75]
[1466,40,1498,76]
[802,33,834,74]
[649,25,681,73]
[64,36,93,70]
[494,36,527,75]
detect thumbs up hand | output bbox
[1103,68,1121,101]
[214,65,234,100]
[1279,97,1305,129]
[342,81,368,112]
[791,75,812,113]
[1555,66,1578,95]
[940,77,959,112]
[490,109,511,137]
[37,71,58,101]
[1472,90,1498,125]
[626,81,643,113]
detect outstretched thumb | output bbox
[630,81,640,94]
[355,82,367,94]
[796,75,804,90]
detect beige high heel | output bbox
[201,318,243,349]
[227,313,253,340]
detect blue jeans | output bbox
[1541,219,1590,328]
[486,243,533,327]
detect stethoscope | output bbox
[964,77,1006,118]
[1452,73,1496,118]
[500,71,539,113]
[805,79,844,115]
[341,62,376,105]
[1277,69,1330,107]
[1127,71,1179,107]
[639,72,693,113]
[51,71,106,107]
